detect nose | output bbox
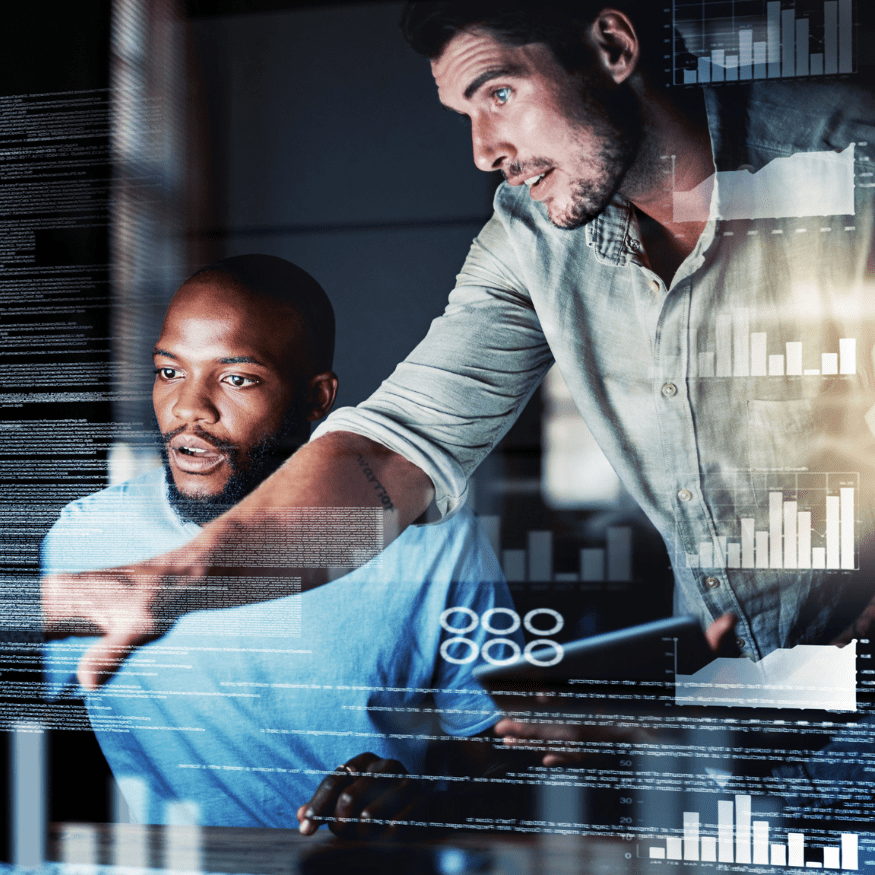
[471,115,514,172]
[170,377,219,425]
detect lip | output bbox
[168,434,227,475]
[507,167,554,188]
[527,168,555,201]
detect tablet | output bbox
[473,615,712,690]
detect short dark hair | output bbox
[400,1,666,77]
[186,254,336,375]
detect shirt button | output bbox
[735,638,746,650]
[628,239,640,252]
[677,488,693,502]
[649,279,660,293]
[704,577,720,589]
[661,383,678,398]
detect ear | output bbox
[305,371,339,422]
[586,9,640,85]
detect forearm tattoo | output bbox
[355,454,395,511]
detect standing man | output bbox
[43,2,875,694]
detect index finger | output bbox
[298,752,379,835]
[77,629,159,691]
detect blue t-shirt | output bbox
[42,468,517,827]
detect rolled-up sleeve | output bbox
[313,210,554,518]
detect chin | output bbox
[171,474,227,500]
[548,203,590,231]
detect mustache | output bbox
[161,424,239,456]
[503,158,553,182]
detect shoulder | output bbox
[453,181,589,311]
[720,81,875,158]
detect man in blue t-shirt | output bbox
[42,255,520,830]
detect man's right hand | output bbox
[40,431,435,691]
[42,556,204,690]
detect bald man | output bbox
[42,255,520,829]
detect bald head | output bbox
[185,254,335,375]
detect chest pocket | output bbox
[747,392,875,507]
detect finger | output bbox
[542,754,569,767]
[299,752,380,835]
[77,630,158,691]
[298,769,356,836]
[830,602,875,646]
[705,612,737,652]
[495,719,578,742]
[495,718,543,739]
[381,791,433,839]
[331,759,407,839]
[351,778,422,840]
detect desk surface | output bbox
[47,823,657,875]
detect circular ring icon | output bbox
[440,606,479,635]
[481,638,522,666]
[440,636,479,665]
[524,639,564,667]
[481,607,521,636]
[523,608,564,637]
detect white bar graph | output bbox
[843,834,859,870]
[164,801,203,872]
[674,0,855,85]
[12,723,46,868]
[702,836,718,862]
[790,832,806,867]
[736,795,752,864]
[718,801,734,862]
[753,821,770,864]
[60,824,99,872]
[644,794,859,870]
[689,472,858,571]
[684,812,700,861]
[700,308,856,378]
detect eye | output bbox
[492,86,511,105]
[221,374,259,388]
[155,366,181,380]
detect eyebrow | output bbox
[463,64,526,100]
[218,355,267,366]
[153,348,267,367]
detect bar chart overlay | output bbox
[477,518,634,585]
[696,307,856,378]
[672,0,856,86]
[643,794,858,869]
[682,471,858,571]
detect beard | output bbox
[155,393,309,525]
[510,74,644,231]
[559,75,643,229]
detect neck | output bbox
[620,84,714,282]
